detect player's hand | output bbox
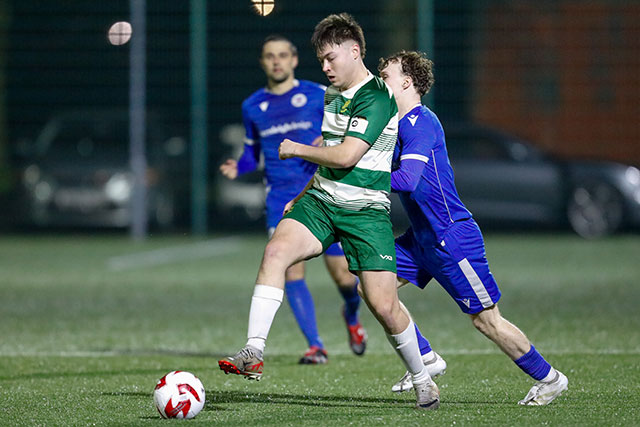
[279,138,298,159]
[283,199,296,215]
[311,135,324,147]
[219,159,238,180]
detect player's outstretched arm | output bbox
[219,159,239,180]
[279,136,369,168]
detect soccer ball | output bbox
[154,371,206,419]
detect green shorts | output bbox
[283,193,396,273]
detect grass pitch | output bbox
[1,232,639,425]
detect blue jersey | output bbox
[239,79,325,193]
[391,105,472,244]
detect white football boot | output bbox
[414,379,440,410]
[391,351,447,393]
[518,370,568,406]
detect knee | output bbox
[263,239,291,265]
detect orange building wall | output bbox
[472,1,640,165]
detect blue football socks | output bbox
[284,279,323,349]
[514,345,552,381]
[338,278,361,326]
[414,324,432,356]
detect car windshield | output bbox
[42,117,130,162]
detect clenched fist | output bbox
[219,159,238,179]
[279,138,299,160]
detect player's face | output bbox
[260,41,298,84]
[379,61,406,99]
[317,42,359,90]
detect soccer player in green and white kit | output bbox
[219,13,440,410]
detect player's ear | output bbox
[351,43,360,61]
[292,54,299,69]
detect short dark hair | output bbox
[378,51,434,96]
[261,34,297,57]
[311,13,366,58]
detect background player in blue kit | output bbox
[378,51,568,406]
[220,35,367,364]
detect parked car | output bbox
[443,123,640,238]
[213,121,640,238]
[13,110,189,229]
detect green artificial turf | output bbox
[1,232,639,425]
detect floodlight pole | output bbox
[417,0,434,108]
[190,0,208,235]
[129,0,148,240]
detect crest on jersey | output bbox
[340,99,351,113]
[259,101,269,112]
[291,93,307,108]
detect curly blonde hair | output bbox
[378,51,434,96]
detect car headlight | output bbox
[104,173,133,204]
[34,180,53,203]
[626,166,640,186]
[22,165,41,188]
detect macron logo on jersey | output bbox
[407,114,419,127]
[259,101,269,112]
[259,121,314,138]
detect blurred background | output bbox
[0,0,638,239]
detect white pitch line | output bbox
[106,237,243,271]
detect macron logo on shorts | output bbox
[379,254,393,261]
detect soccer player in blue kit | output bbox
[378,51,568,406]
[220,35,367,364]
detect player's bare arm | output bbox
[219,159,239,180]
[279,136,369,168]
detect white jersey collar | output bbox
[340,71,374,98]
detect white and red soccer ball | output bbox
[154,371,205,419]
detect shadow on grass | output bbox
[103,389,409,411]
[204,389,407,409]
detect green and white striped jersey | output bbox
[308,72,398,211]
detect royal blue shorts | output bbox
[395,219,501,314]
[266,190,344,256]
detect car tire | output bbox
[567,181,624,238]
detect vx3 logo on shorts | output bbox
[379,254,393,261]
